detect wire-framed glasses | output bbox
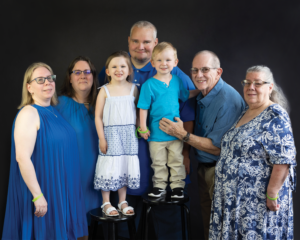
[71,70,92,76]
[190,67,218,74]
[241,80,270,87]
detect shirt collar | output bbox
[129,52,153,72]
[131,60,153,72]
[196,78,224,107]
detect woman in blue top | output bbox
[209,66,296,240]
[55,56,101,226]
[2,62,88,240]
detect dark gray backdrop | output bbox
[1,0,299,239]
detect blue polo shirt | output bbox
[138,75,190,142]
[194,78,245,163]
[98,61,195,195]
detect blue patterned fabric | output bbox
[209,104,296,240]
[99,124,138,156]
[94,85,140,192]
[94,174,140,191]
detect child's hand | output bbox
[139,128,150,140]
[100,139,108,154]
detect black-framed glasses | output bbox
[190,67,218,74]
[71,70,92,76]
[241,80,270,87]
[29,75,56,84]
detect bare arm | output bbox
[159,117,220,156]
[133,85,140,127]
[95,87,107,153]
[139,109,150,140]
[182,121,194,174]
[14,106,47,217]
[266,164,289,211]
[188,89,201,99]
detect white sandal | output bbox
[101,202,119,217]
[118,201,135,216]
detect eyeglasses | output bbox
[241,80,270,87]
[190,67,218,74]
[71,70,92,76]
[29,75,56,84]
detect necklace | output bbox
[34,101,57,118]
[44,106,57,118]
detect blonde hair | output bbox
[18,62,58,109]
[151,42,177,61]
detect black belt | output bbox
[201,162,216,168]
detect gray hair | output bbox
[194,50,221,68]
[130,21,157,39]
[246,65,289,113]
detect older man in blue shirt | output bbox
[98,21,196,240]
[159,50,245,240]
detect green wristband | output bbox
[137,127,149,134]
[266,192,279,201]
[135,127,149,139]
[32,193,43,202]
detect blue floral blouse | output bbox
[209,104,296,240]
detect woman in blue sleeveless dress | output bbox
[55,56,102,225]
[2,63,88,240]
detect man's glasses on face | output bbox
[241,80,270,87]
[71,70,92,76]
[29,75,56,84]
[190,67,218,74]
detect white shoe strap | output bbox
[101,202,111,209]
[118,201,128,208]
[106,206,118,215]
[122,206,134,213]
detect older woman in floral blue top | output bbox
[209,65,296,240]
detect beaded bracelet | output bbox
[266,192,279,201]
[32,193,43,202]
[135,127,149,138]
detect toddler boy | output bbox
[137,42,199,198]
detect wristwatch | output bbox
[182,132,190,142]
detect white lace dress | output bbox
[94,84,140,191]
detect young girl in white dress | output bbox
[94,51,140,216]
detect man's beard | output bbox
[132,56,150,64]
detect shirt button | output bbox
[206,126,208,128]
[135,79,137,82]
[136,70,139,72]
[201,106,203,109]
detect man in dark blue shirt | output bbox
[98,21,196,239]
[159,50,245,240]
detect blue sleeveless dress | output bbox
[55,96,102,225]
[2,105,88,240]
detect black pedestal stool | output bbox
[89,208,136,240]
[141,192,191,240]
